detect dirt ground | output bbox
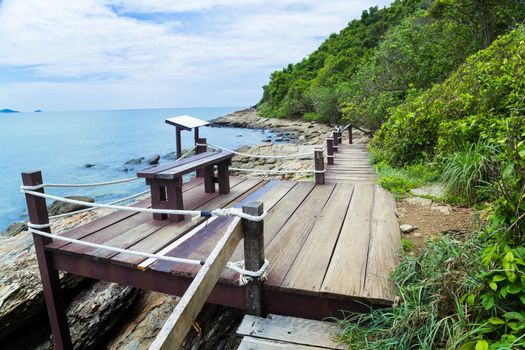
[397,198,477,250]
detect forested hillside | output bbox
[258,1,525,348]
[259,0,525,130]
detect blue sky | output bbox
[0,0,392,112]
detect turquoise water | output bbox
[0,107,274,231]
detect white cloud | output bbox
[0,0,392,111]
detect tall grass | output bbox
[337,235,487,349]
[441,141,500,204]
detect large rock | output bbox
[47,196,95,216]
[125,157,144,165]
[1,222,27,237]
[57,282,139,350]
[107,291,243,350]
[148,154,160,165]
[0,231,85,341]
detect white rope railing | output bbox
[22,176,141,191]
[28,223,205,265]
[48,189,151,220]
[229,167,324,174]
[21,188,266,222]
[208,142,314,159]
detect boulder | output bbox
[400,224,415,233]
[125,157,144,165]
[1,222,27,237]
[58,282,139,350]
[84,163,96,168]
[107,292,243,350]
[47,196,95,216]
[0,231,86,341]
[148,154,160,165]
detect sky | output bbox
[0,0,392,112]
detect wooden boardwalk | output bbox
[22,123,402,349]
[45,175,399,318]
[325,143,378,184]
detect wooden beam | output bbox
[149,217,243,350]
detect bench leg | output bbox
[166,178,184,222]
[204,165,215,193]
[150,184,167,220]
[218,161,230,194]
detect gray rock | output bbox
[431,205,451,215]
[84,163,96,168]
[125,157,144,165]
[47,196,95,216]
[405,197,432,206]
[400,224,415,233]
[411,184,445,198]
[1,222,28,237]
[148,154,160,165]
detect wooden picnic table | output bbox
[137,151,234,222]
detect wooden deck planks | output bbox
[58,177,245,257]
[325,144,377,184]
[264,184,335,288]
[280,183,354,293]
[321,184,375,298]
[109,178,265,267]
[363,188,400,302]
[75,177,247,260]
[237,314,345,349]
[45,177,205,252]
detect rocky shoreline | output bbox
[0,107,370,350]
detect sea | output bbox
[0,107,276,231]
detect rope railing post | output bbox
[195,137,207,178]
[348,125,353,144]
[337,127,343,144]
[332,131,339,153]
[326,137,334,166]
[21,171,72,350]
[242,202,265,316]
[314,149,325,185]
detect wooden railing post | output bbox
[326,137,334,165]
[22,171,72,350]
[332,131,339,153]
[243,202,265,316]
[314,149,325,185]
[348,125,353,144]
[195,137,207,178]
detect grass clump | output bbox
[338,235,486,349]
[375,161,439,197]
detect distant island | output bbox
[0,109,19,113]
[34,110,43,113]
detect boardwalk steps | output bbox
[237,314,345,350]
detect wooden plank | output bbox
[238,337,325,350]
[110,178,264,267]
[237,314,345,349]
[45,177,204,251]
[280,183,355,293]
[149,217,243,350]
[137,152,214,178]
[157,151,233,180]
[228,180,303,263]
[264,184,335,287]
[59,177,243,256]
[77,178,247,260]
[321,184,375,297]
[149,180,288,276]
[363,188,400,302]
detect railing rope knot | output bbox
[226,259,270,285]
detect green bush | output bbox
[375,161,439,197]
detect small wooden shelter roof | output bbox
[165,115,209,130]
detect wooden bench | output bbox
[137,151,234,222]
